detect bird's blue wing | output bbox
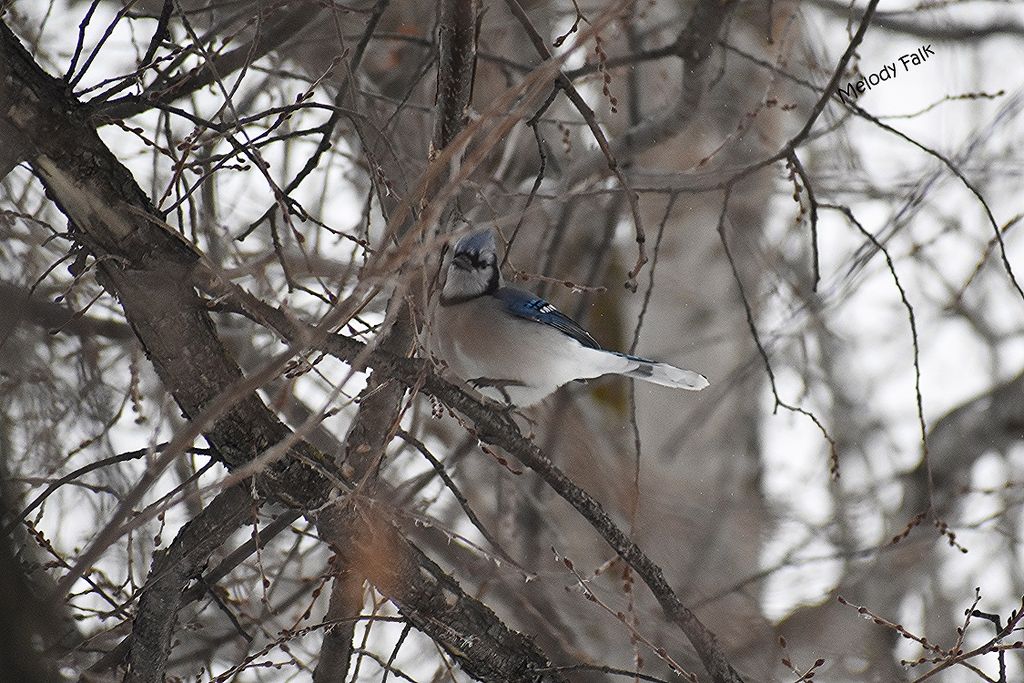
[494,287,601,349]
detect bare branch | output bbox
[126,486,256,683]
[808,0,1024,40]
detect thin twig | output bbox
[504,0,648,291]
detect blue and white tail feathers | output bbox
[611,352,709,391]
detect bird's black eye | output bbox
[453,251,490,270]
[452,253,473,271]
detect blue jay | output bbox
[434,229,708,406]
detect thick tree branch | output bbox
[126,486,256,683]
[0,114,28,178]
[312,565,364,683]
[433,0,479,150]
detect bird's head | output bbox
[440,228,501,304]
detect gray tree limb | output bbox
[126,486,256,682]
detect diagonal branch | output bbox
[126,486,256,683]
